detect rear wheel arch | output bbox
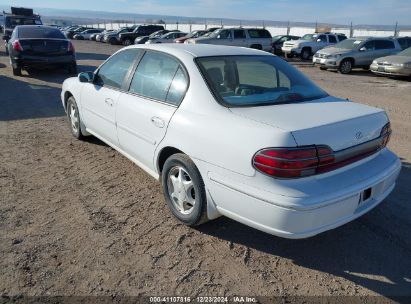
[157,146,185,175]
[64,91,73,111]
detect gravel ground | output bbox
[0,40,410,301]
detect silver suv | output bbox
[282,33,346,60]
[186,28,272,52]
[313,37,402,74]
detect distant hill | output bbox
[1,5,410,30]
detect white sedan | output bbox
[145,31,187,44]
[61,44,400,238]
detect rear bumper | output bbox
[13,54,75,67]
[206,149,401,239]
[370,63,411,77]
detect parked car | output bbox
[282,32,347,60]
[370,46,411,78]
[74,29,103,40]
[134,30,175,44]
[61,44,399,239]
[146,31,187,44]
[119,24,165,46]
[271,35,300,54]
[175,30,207,43]
[313,37,401,74]
[95,30,113,42]
[396,36,411,50]
[7,25,77,76]
[186,28,272,51]
[65,26,91,39]
[103,27,135,45]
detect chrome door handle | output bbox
[105,98,114,106]
[151,116,165,128]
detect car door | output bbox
[356,40,375,66]
[374,40,397,59]
[116,50,189,173]
[214,29,233,45]
[81,48,141,146]
[314,34,327,52]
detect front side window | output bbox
[362,40,375,51]
[318,35,327,43]
[129,51,187,104]
[216,30,232,39]
[196,55,327,107]
[95,49,141,89]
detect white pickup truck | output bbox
[282,33,347,60]
[186,28,273,52]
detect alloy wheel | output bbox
[167,166,196,215]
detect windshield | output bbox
[301,34,317,41]
[398,47,411,56]
[196,55,328,107]
[334,38,363,50]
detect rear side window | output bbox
[248,29,271,38]
[129,51,187,104]
[338,35,347,41]
[397,37,411,50]
[328,35,337,43]
[18,27,65,39]
[95,49,141,89]
[234,30,246,39]
[375,40,395,49]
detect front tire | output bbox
[161,154,208,226]
[66,97,84,140]
[109,37,117,45]
[300,48,311,60]
[339,59,353,74]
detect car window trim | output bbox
[123,48,190,107]
[93,48,143,92]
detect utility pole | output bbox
[287,21,290,35]
[350,21,353,38]
[394,21,398,37]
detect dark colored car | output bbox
[175,30,207,43]
[119,24,165,46]
[7,25,77,76]
[65,26,90,39]
[272,35,300,54]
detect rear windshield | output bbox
[18,27,66,39]
[248,29,271,38]
[196,55,328,107]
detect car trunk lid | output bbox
[229,96,388,152]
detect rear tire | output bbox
[68,62,78,75]
[285,53,293,59]
[12,63,22,76]
[320,66,327,70]
[66,97,84,140]
[109,37,117,45]
[123,38,132,46]
[161,153,208,227]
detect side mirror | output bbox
[317,39,322,42]
[78,71,94,83]
[217,35,221,39]
[2,35,10,41]
[359,47,366,52]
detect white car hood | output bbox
[229,96,387,151]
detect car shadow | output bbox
[76,52,110,61]
[0,62,6,68]
[0,75,65,121]
[197,161,411,299]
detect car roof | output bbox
[15,25,60,30]
[127,44,272,58]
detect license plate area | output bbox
[359,187,372,205]
[378,67,385,72]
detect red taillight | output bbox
[12,40,23,52]
[253,121,392,179]
[68,41,75,53]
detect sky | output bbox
[0,0,410,25]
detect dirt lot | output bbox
[0,41,410,301]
